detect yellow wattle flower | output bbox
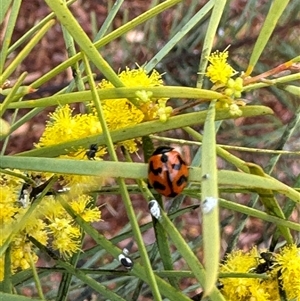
[206,50,236,85]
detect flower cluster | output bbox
[0,67,169,281]
[206,50,236,85]
[275,244,300,300]
[37,67,170,159]
[205,50,244,116]
[219,244,300,300]
[98,67,172,122]
[0,171,101,281]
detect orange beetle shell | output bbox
[148,146,189,197]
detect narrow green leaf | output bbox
[201,100,220,296]
[246,0,290,75]
[277,84,300,96]
[0,20,55,84]
[197,0,227,87]
[153,220,179,288]
[3,246,12,293]
[7,86,223,109]
[0,0,13,24]
[0,72,28,118]
[243,72,300,92]
[0,85,36,97]
[0,0,22,75]
[219,198,300,232]
[149,201,225,301]
[61,23,85,92]
[145,0,214,72]
[28,252,45,300]
[44,0,124,87]
[96,0,124,39]
[246,163,293,243]
[14,106,273,157]
[216,170,300,205]
[0,292,44,301]
[1,158,299,205]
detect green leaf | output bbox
[0,0,13,25]
[149,201,226,301]
[246,0,290,75]
[44,0,124,88]
[145,0,214,73]
[197,0,227,87]
[277,84,300,96]
[13,106,273,157]
[0,0,22,75]
[246,163,293,243]
[0,20,55,84]
[0,292,44,301]
[201,100,220,296]
[7,86,223,109]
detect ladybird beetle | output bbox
[148,146,189,197]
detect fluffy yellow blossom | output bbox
[102,98,144,130]
[36,105,106,186]
[0,170,102,280]
[220,245,300,300]
[36,105,102,150]
[0,185,19,224]
[220,248,279,301]
[275,244,300,300]
[70,194,101,222]
[37,67,168,157]
[48,217,82,257]
[99,67,171,123]
[98,67,163,89]
[220,248,259,300]
[24,218,48,245]
[102,98,144,152]
[206,50,236,85]
[206,50,245,114]
[40,196,66,220]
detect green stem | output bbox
[28,251,46,300]
[44,0,124,87]
[57,196,192,301]
[0,72,27,118]
[149,201,225,301]
[30,236,127,301]
[0,0,22,75]
[2,246,12,293]
[7,86,223,109]
[83,54,162,301]
[200,100,220,296]
[197,0,227,87]
[0,20,55,84]
[31,0,183,89]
